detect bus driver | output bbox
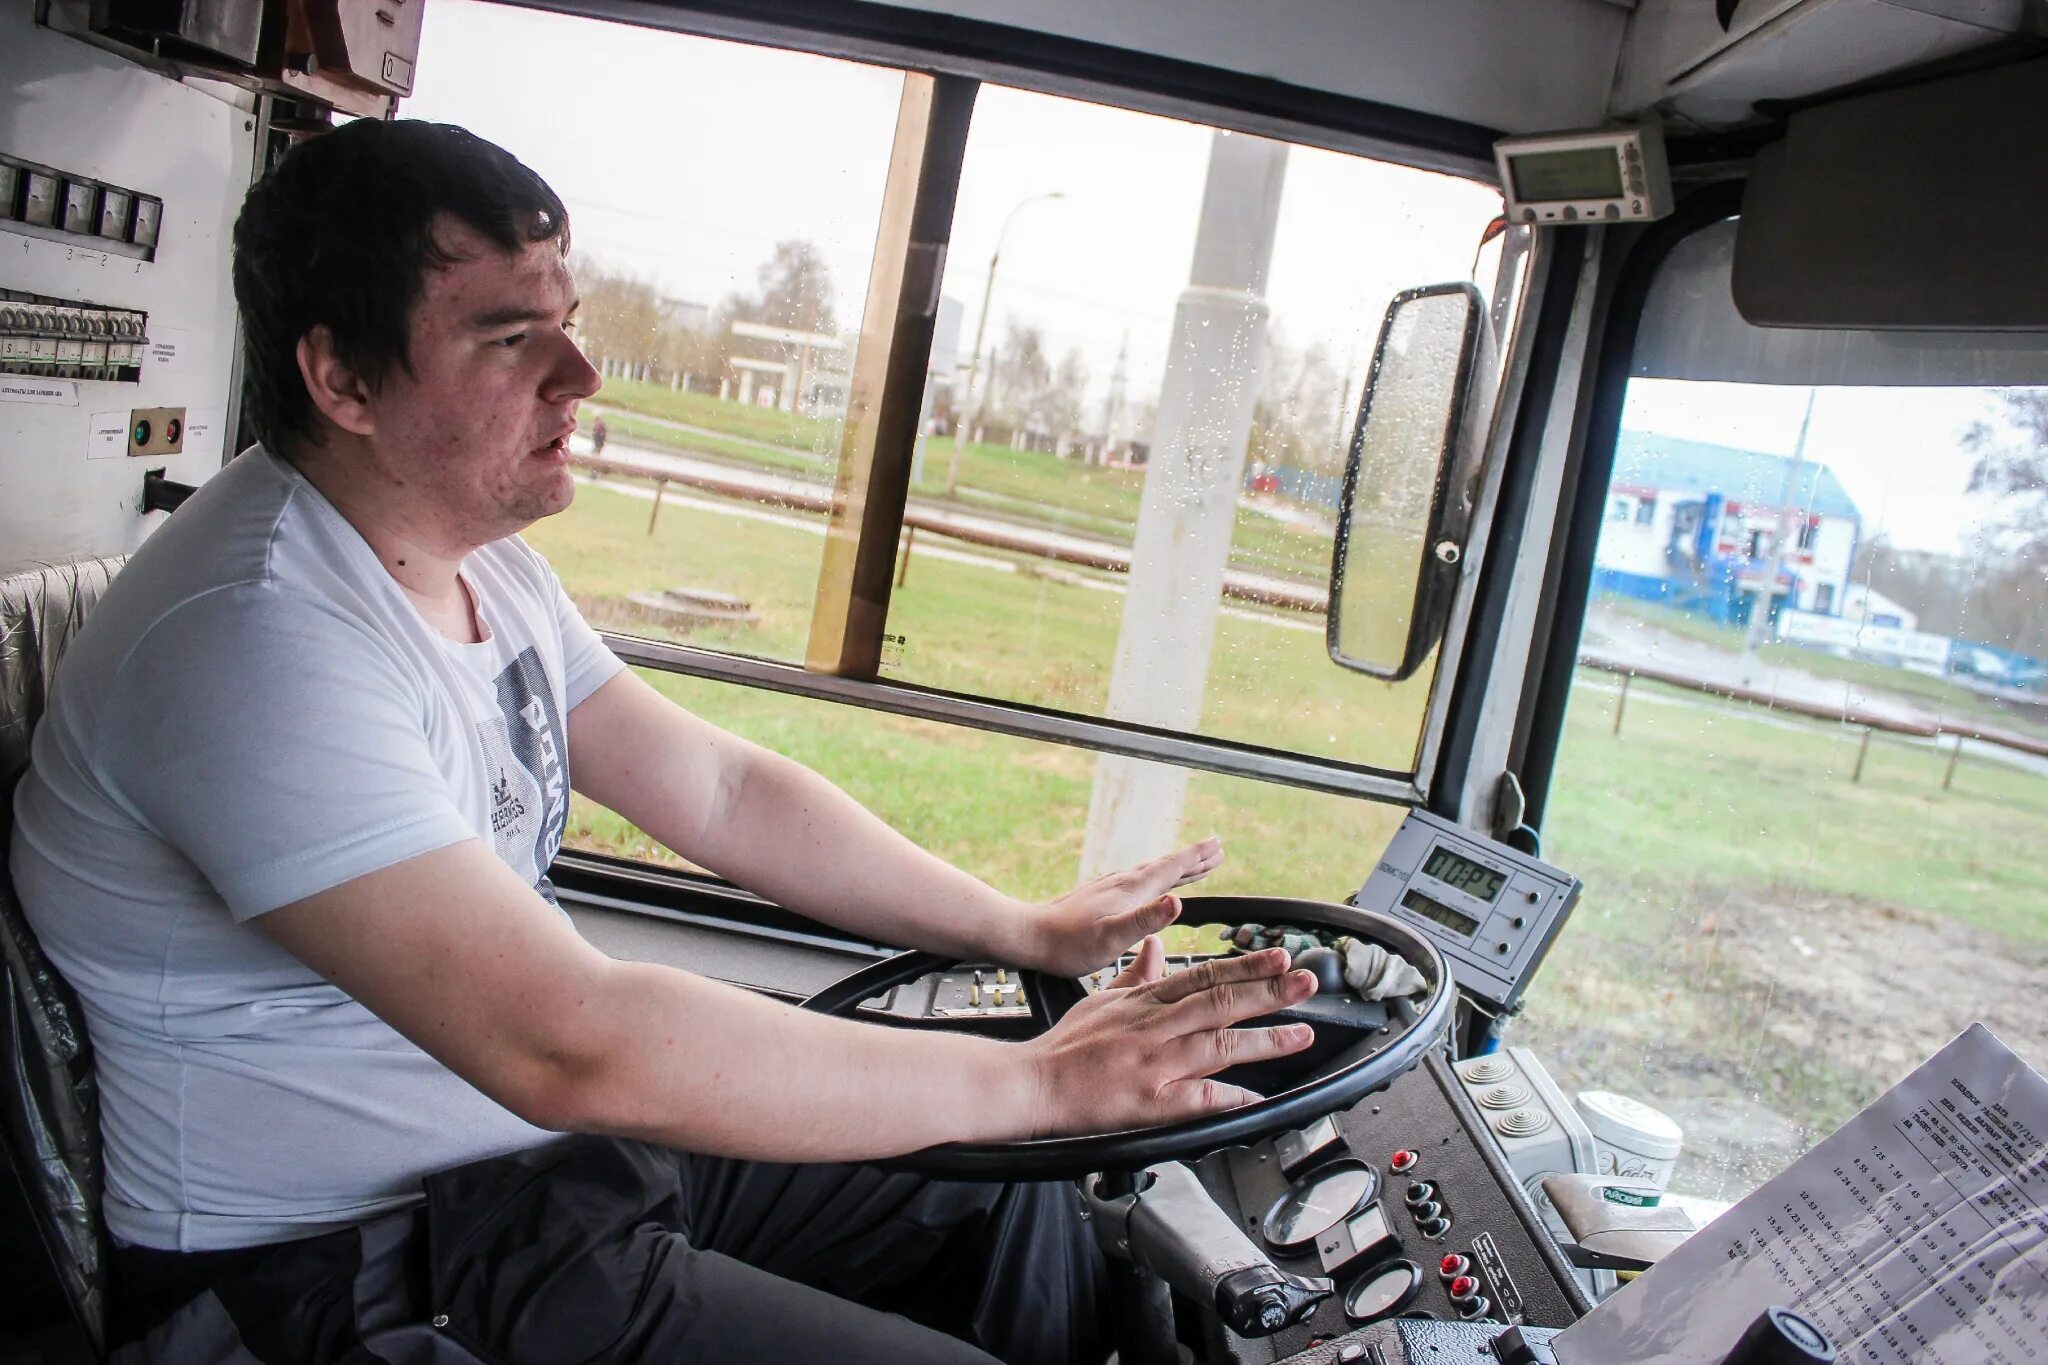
[8,119,1321,1363]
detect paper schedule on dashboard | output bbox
[1554,1023,2047,1364]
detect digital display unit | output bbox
[1421,846,1506,903]
[1507,146,1624,202]
[1493,124,1672,224]
[1402,887,1481,939]
[1351,809,1582,1011]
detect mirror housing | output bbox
[1327,282,1491,682]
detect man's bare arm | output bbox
[254,839,1316,1160]
[566,669,1058,964]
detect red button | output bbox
[1439,1254,1468,1278]
[1390,1149,1418,1172]
[1449,1275,1479,1299]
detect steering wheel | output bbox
[798,894,1453,1180]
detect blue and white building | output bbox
[1593,432,1862,626]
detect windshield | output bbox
[1524,324,2048,1209]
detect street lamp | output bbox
[948,191,1066,496]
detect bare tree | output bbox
[1963,390,2048,555]
[1252,335,1348,475]
[724,239,840,336]
[1957,390,2048,658]
[572,254,663,376]
[1047,347,1091,446]
[986,318,1050,437]
[572,254,718,387]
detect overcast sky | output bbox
[405,0,2021,558]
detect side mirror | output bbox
[1327,282,1491,682]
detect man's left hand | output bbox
[1010,837,1224,978]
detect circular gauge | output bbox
[1344,1258,1423,1323]
[1261,1158,1379,1255]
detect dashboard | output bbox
[1197,1053,1585,1362]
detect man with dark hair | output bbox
[9,119,1316,1362]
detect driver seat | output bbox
[2,555,125,1360]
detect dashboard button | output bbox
[1389,1150,1419,1173]
[1438,1253,1469,1279]
[1448,1274,1478,1299]
[1403,1181,1435,1207]
[1418,1215,1451,1238]
[1410,1200,1443,1222]
[1457,1295,1493,1320]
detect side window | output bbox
[1535,358,2048,1206]
[880,86,1505,780]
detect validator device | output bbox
[1494,124,1672,225]
[1350,809,1579,1011]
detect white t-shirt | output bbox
[9,446,625,1251]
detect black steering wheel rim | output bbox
[798,894,1453,1180]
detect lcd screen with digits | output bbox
[1508,147,1625,203]
[1402,887,1482,939]
[1421,846,1507,902]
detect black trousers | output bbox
[109,1135,1109,1365]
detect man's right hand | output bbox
[1022,945,1318,1138]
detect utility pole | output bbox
[948,192,1064,495]
[1080,131,1288,879]
[1746,387,1819,657]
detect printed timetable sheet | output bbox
[1555,1025,2048,1363]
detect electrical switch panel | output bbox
[0,288,150,382]
[1,152,164,262]
[127,407,187,457]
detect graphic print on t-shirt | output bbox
[476,646,569,900]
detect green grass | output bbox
[604,413,828,478]
[1547,674,2048,943]
[598,376,842,454]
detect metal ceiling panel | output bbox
[866,0,1632,134]
[1614,0,2040,130]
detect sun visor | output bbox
[1732,56,2048,333]
[1635,218,2048,388]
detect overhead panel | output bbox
[1611,0,2042,130]
[868,0,1631,138]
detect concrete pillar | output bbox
[1081,131,1287,879]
